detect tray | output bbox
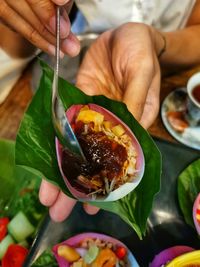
[24,138,200,266]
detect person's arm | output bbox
[154,0,200,67]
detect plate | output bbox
[161,87,200,150]
[25,139,200,267]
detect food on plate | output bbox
[1,244,28,267]
[53,232,139,267]
[166,111,189,133]
[166,250,200,266]
[149,245,195,267]
[0,211,35,267]
[0,218,9,242]
[193,192,200,235]
[56,104,144,201]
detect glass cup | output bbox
[186,72,200,126]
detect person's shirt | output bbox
[74,0,196,33]
[0,50,33,104]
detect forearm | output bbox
[155,25,200,68]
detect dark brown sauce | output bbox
[192,84,200,104]
[61,124,127,194]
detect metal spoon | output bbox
[52,6,85,159]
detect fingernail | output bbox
[62,38,80,57]
[49,16,69,38]
[55,0,70,5]
[48,44,65,58]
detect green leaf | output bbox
[178,159,200,227]
[15,61,161,239]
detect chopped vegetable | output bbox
[115,246,127,259]
[0,235,15,259]
[193,193,200,235]
[18,240,29,248]
[57,245,80,262]
[31,248,57,267]
[92,248,117,267]
[1,244,28,267]
[76,109,104,129]
[111,125,125,137]
[8,211,35,242]
[0,218,9,242]
[83,245,99,264]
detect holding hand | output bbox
[77,23,162,129]
[0,0,80,56]
[39,22,164,222]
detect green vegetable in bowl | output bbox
[0,235,15,259]
[0,139,47,265]
[8,211,35,242]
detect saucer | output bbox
[161,87,200,150]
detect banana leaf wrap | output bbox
[15,61,161,239]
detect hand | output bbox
[76,22,162,129]
[39,180,99,222]
[0,0,80,57]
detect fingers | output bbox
[27,0,70,38]
[123,58,154,121]
[83,203,100,215]
[49,191,76,222]
[39,178,100,222]
[39,179,76,222]
[0,0,79,56]
[140,57,161,129]
[6,0,55,43]
[39,179,60,206]
[61,31,80,56]
[0,0,56,55]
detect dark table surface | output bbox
[25,138,200,267]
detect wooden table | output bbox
[0,63,200,141]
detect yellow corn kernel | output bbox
[77,110,104,127]
[196,214,200,221]
[80,105,89,112]
[112,125,125,137]
[103,121,112,130]
[57,245,80,262]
